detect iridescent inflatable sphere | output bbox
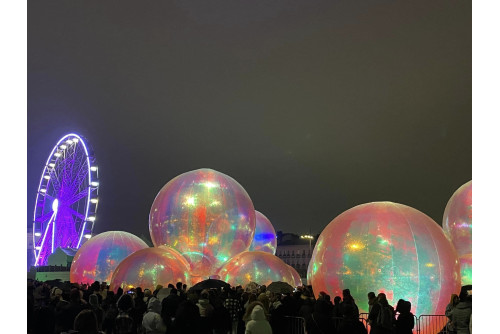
[443,180,472,285]
[288,265,302,287]
[149,168,256,278]
[109,246,191,292]
[218,251,296,287]
[308,202,460,319]
[70,231,148,285]
[249,211,277,254]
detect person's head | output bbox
[147,297,162,314]
[50,288,63,301]
[89,294,99,307]
[74,309,99,334]
[368,292,376,300]
[170,287,178,295]
[200,291,209,300]
[70,288,80,303]
[117,293,134,312]
[334,296,341,305]
[257,293,270,311]
[176,282,183,290]
[342,289,351,298]
[248,293,257,303]
[243,301,265,322]
[450,293,459,306]
[167,283,175,289]
[404,300,412,314]
[144,289,152,299]
[377,293,388,306]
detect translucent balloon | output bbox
[249,211,277,254]
[109,246,191,292]
[442,180,472,285]
[149,168,256,278]
[218,251,296,287]
[70,231,148,285]
[288,265,302,287]
[308,202,460,323]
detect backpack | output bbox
[115,313,135,334]
[376,304,393,330]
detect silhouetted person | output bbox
[395,300,414,334]
[337,303,367,334]
[368,293,395,334]
[306,299,335,334]
[451,294,472,334]
[171,299,201,334]
[368,292,377,313]
[114,293,136,334]
[340,289,359,321]
[161,287,181,326]
[142,297,166,334]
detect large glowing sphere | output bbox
[109,246,191,292]
[249,211,277,254]
[442,180,472,285]
[308,202,460,318]
[70,231,148,285]
[218,251,296,287]
[149,169,256,278]
[288,265,302,287]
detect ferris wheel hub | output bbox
[52,199,59,212]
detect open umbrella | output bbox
[267,281,294,294]
[190,279,230,291]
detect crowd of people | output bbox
[27,279,472,334]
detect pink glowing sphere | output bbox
[109,246,191,293]
[70,231,148,285]
[249,211,277,254]
[308,202,460,318]
[443,180,472,285]
[288,265,302,287]
[218,251,296,287]
[149,169,256,278]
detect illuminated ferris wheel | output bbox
[33,133,99,266]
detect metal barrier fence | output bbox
[284,313,449,334]
[284,316,307,334]
[417,315,449,334]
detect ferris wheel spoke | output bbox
[48,168,62,193]
[68,207,86,221]
[69,188,90,205]
[70,164,89,196]
[34,210,55,223]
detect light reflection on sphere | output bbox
[109,246,191,293]
[249,211,277,254]
[149,169,256,278]
[288,265,302,287]
[218,251,295,287]
[308,202,460,319]
[442,180,472,285]
[70,231,148,285]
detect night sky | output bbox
[27,1,471,242]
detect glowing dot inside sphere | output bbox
[109,246,191,292]
[149,168,256,277]
[249,210,277,254]
[443,180,472,285]
[70,231,148,285]
[218,251,296,287]
[308,202,460,322]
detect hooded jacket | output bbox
[142,297,167,334]
[245,305,272,334]
[451,301,472,334]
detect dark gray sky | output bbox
[28,0,471,241]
